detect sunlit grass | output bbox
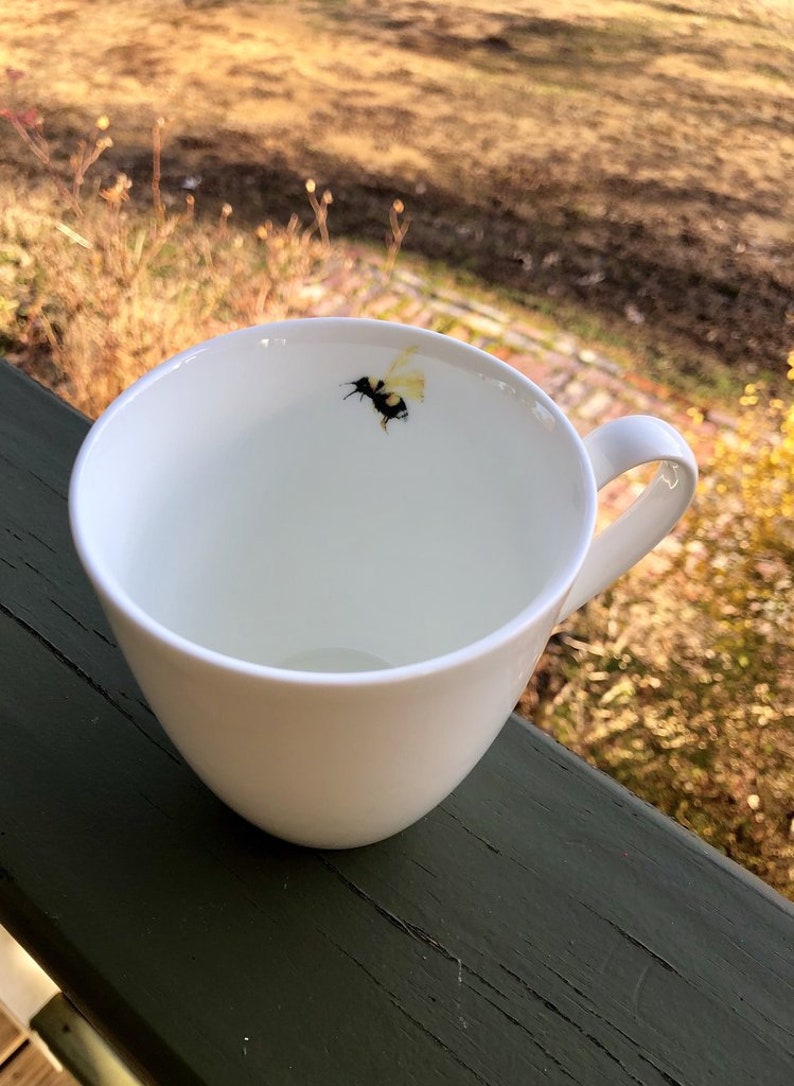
[0,108,393,416]
[521,377,794,897]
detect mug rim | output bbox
[69,317,599,685]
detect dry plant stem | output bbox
[1,98,336,421]
[2,104,114,219]
[152,118,165,226]
[385,199,410,281]
[55,221,91,248]
[304,180,332,251]
[70,132,112,208]
[218,203,233,238]
[5,115,82,216]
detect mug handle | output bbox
[558,415,698,622]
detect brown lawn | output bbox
[1,0,792,395]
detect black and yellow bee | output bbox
[343,346,425,431]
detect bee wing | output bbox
[388,371,425,402]
[384,346,425,402]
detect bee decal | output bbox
[343,346,425,432]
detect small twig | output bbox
[152,116,166,226]
[1,108,82,216]
[304,178,332,250]
[70,115,113,208]
[384,198,410,280]
[218,202,233,237]
[55,221,92,248]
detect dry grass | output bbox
[0,0,792,395]
[0,112,347,415]
[520,385,794,898]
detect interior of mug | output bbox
[72,320,595,671]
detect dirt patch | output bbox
[1,0,792,395]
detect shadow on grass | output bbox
[5,105,791,399]
[132,132,791,397]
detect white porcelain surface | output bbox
[70,318,697,847]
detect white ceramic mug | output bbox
[69,318,697,848]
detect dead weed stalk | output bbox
[0,79,410,416]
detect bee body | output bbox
[343,347,424,432]
[344,378,408,429]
